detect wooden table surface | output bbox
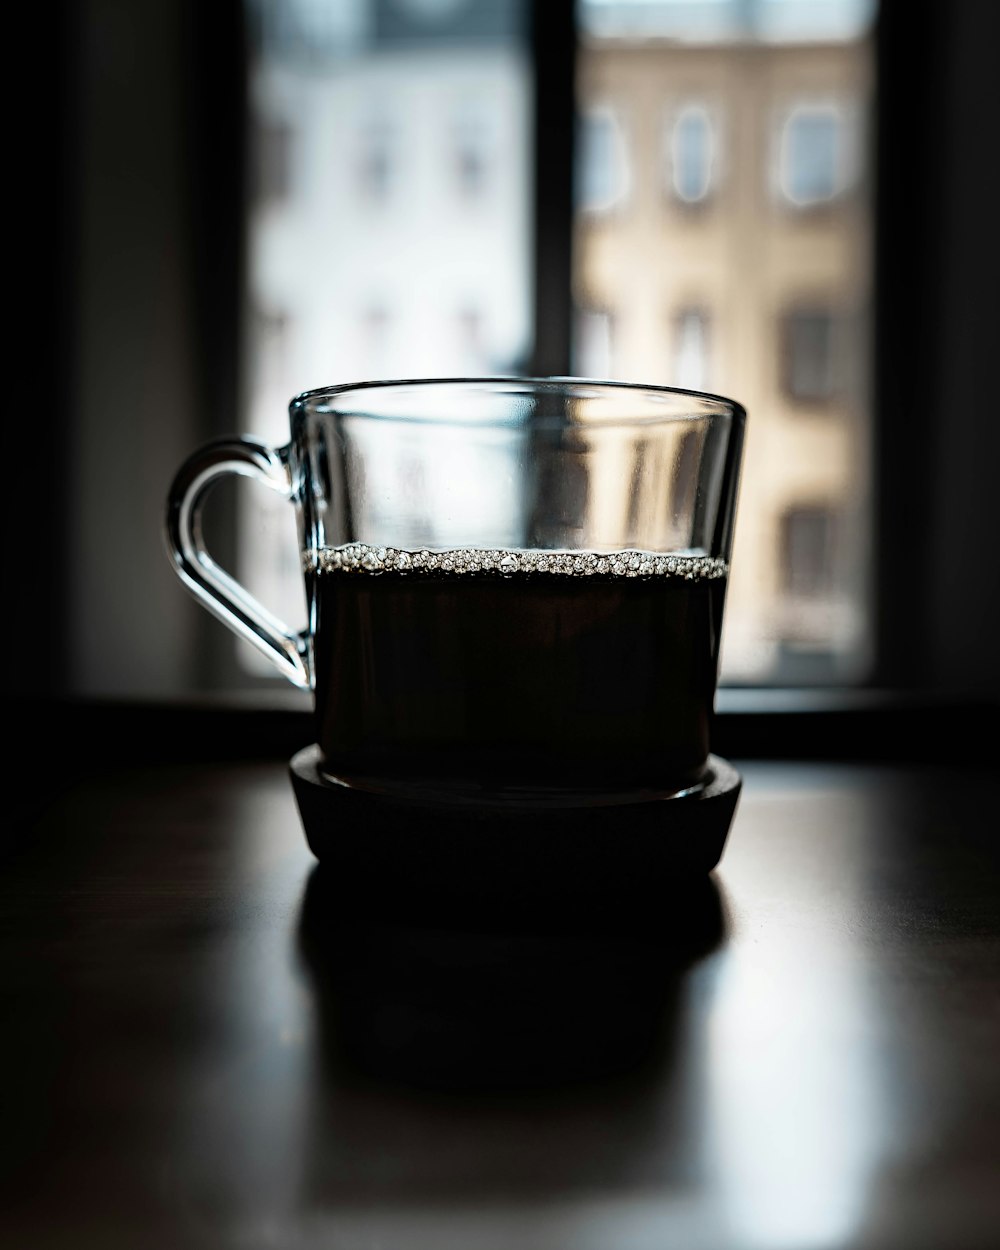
[2,758,998,1249]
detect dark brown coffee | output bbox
[307,544,727,798]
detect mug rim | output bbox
[289,376,747,428]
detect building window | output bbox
[778,104,844,207]
[781,505,840,598]
[782,308,839,402]
[250,305,289,395]
[456,304,487,369]
[669,105,715,205]
[253,118,293,206]
[576,107,629,214]
[574,307,614,378]
[359,113,397,201]
[453,104,494,198]
[673,307,711,391]
[362,305,392,374]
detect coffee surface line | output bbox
[304,543,727,581]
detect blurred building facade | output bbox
[240,0,530,665]
[575,33,873,681]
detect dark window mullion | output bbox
[530,0,576,376]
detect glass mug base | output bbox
[290,744,741,919]
[314,758,716,806]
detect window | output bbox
[782,505,840,599]
[456,305,487,370]
[362,304,392,375]
[778,104,846,207]
[783,308,839,403]
[48,1,1000,705]
[358,112,397,202]
[673,308,710,391]
[253,118,293,205]
[576,107,629,214]
[774,504,859,664]
[453,103,494,198]
[669,105,715,205]
[574,307,614,379]
[250,305,290,396]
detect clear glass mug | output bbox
[166,378,745,800]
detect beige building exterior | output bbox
[575,38,873,681]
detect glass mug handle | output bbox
[165,437,311,689]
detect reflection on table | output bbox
[2,761,998,1249]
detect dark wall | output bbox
[875,0,1000,695]
[19,0,247,699]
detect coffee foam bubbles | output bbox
[304,544,727,581]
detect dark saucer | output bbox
[289,746,741,923]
